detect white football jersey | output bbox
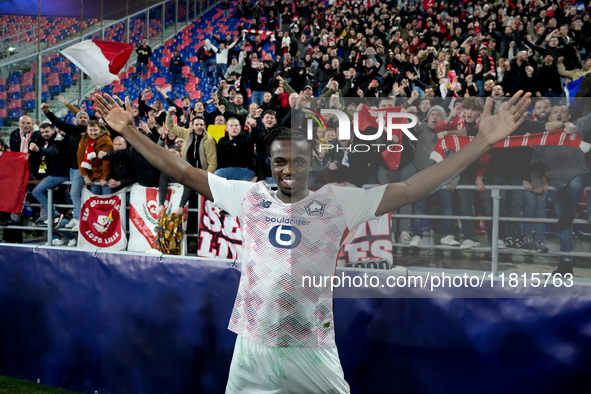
[208,174,386,348]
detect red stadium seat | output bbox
[9,85,21,93]
[0,108,6,118]
[24,92,35,100]
[155,77,166,85]
[0,92,6,99]
[9,99,22,109]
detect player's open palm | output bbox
[94,93,134,135]
[477,90,531,147]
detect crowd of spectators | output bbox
[2,0,591,274]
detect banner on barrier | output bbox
[0,152,29,214]
[337,213,393,269]
[197,196,243,260]
[128,184,188,253]
[78,188,127,251]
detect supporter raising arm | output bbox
[94,91,531,215]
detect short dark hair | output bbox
[193,116,206,126]
[265,127,316,158]
[88,119,100,128]
[182,96,190,101]
[39,123,53,130]
[262,109,277,118]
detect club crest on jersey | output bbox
[259,199,272,209]
[305,200,325,217]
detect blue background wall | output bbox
[1,245,591,393]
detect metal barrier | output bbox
[1,183,591,274]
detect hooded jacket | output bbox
[77,126,114,181]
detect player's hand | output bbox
[97,151,107,159]
[477,91,531,147]
[94,93,135,135]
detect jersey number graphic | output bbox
[269,225,302,249]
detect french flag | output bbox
[61,39,134,86]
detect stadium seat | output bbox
[0,99,6,108]
[9,99,22,109]
[24,100,36,109]
[0,108,6,119]
[9,92,21,100]
[0,92,6,99]
[24,92,35,100]
[9,84,21,93]
[8,109,23,119]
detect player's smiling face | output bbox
[270,140,312,204]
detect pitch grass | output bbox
[0,376,81,393]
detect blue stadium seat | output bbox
[10,92,21,100]
[24,100,36,109]
[0,99,6,108]
[22,85,35,92]
[8,109,23,119]
[0,117,4,127]
[50,85,62,94]
[42,92,51,101]
[0,85,6,92]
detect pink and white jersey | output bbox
[208,174,386,348]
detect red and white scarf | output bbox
[430,129,591,162]
[80,138,97,170]
[457,111,480,129]
[477,54,495,73]
[436,60,447,79]
[19,130,32,153]
[244,29,275,37]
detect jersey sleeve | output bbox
[332,185,387,229]
[207,173,256,216]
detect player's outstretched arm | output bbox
[375,91,531,216]
[94,93,214,201]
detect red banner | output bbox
[0,152,29,214]
[78,188,127,250]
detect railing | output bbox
[2,183,591,275]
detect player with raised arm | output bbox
[94,91,531,393]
